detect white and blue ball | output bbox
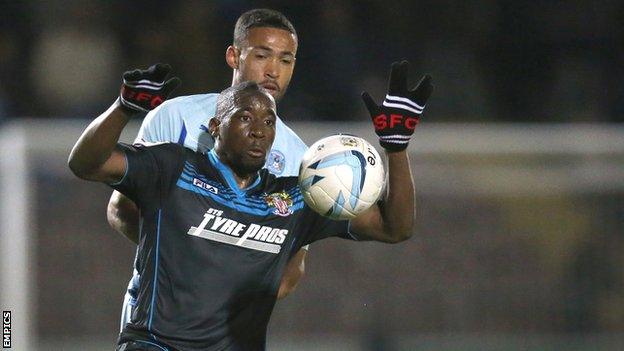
[299,135,386,220]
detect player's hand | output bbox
[119,63,181,115]
[361,60,433,152]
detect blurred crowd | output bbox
[1,0,623,122]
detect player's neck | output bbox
[209,148,259,190]
[230,170,258,189]
[224,159,259,189]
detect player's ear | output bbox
[226,46,239,69]
[208,117,220,138]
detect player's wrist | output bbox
[382,144,409,154]
[381,145,410,160]
[377,133,413,152]
[115,97,142,117]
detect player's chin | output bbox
[240,156,266,174]
[269,89,285,103]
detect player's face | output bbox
[227,27,297,102]
[213,91,277,175]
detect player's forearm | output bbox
[353,61,429,243]
[277,249,307,299]
[379,150,415,242]
[68,100,131,180]
[348,150,415,243]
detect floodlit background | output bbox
[1,1,623,350]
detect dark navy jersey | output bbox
[111,142,352,351]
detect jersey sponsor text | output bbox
[187,208,288,254]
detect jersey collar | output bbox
[207,149,262,196]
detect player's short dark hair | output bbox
[215,81,273,120]
[233,9,297,47]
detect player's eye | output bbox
[265,119,275,127]
[281,58,293,65]
[255,54,267,59]
[240,115,251,122]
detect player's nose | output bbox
[264,59,279,79]
[249,120,267,139]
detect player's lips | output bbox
[247,146,266,158]
[260,81,280,93]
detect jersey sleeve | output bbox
[134,101,185,145]
[300,207,357,246]
[110,142,185,211]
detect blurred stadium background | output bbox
[1,1,623,350]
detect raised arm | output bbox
[68,64,180,183]
[106,75,181,244]
[349,60,433,243]
[68,102,133,182]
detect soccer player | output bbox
[68,59,432,350]
[109,9,307,330]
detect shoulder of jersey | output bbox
[276,118,308,150]
[261,169,299,190]
[156,93,220,114]
[135,141,171,147]
[133,141,187,156]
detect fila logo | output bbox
[193,178,218,194]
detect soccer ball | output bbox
[299,135,385,220]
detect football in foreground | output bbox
[299,135,386,220]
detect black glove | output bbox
[119,63,181,114]
[361,60,433,151]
